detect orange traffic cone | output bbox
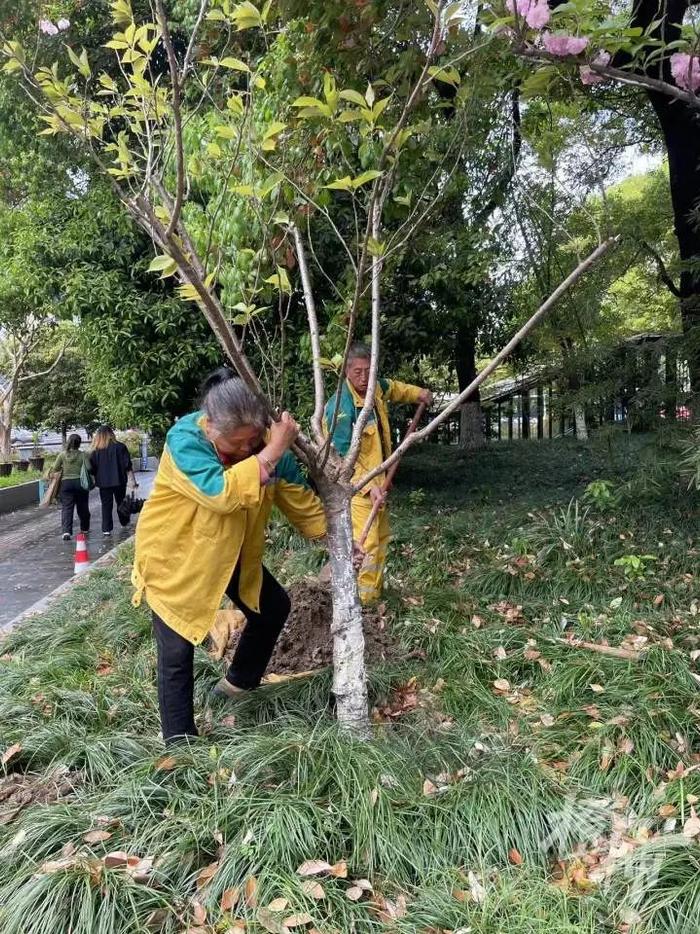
[74,532,90,576]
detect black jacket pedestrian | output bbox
[90,441,132,488]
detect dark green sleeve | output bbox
[324,394,352,457]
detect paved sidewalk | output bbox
[0,471,155,626]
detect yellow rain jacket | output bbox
[132,412,325,645]
[323,377,424,490]
[324,377,423,604]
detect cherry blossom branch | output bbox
[352,237,619,493]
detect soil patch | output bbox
[222,579,399,676]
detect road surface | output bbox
[0,471,155,626]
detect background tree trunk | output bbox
[0,381,16,458]
[455,322,485,448]
[574,403,588,440]
[316,477,369,736]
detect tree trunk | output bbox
[455,322,485,449]
[628,0,700,403]
[0,381,16,459]
[316,476,369,737]
[573,403,588,440]
[61,423,68,445]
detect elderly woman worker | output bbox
[132,368,326,744]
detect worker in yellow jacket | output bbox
[133,367,326,744]
[324,343,432,605]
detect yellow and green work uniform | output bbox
[324,377,423,604]
[132,411,326,646]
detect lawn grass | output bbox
[1,429,699,933]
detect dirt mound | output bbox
[222,579,398,676]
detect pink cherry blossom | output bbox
[580,51,612,86]
[670,52,700,92]
[543,34,589,57]
[57,17,71,31]
[39,18,58,36]
[506,0,550,29]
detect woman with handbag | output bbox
[51,433,92,541]
[90,426,138,537]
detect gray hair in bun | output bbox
[200,367,268,436]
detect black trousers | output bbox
[152,563,291,743]
[99,484,128,532]
[59,479,90,535]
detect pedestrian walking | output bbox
[90,426,138,537]
[51,433,92,541]
[132,367,350,745]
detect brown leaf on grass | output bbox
[191,901,207,925]
[353,879,373,892]
[283,912,313,927]
[296,860,333,876]
[523,648,541,661]
[422,779,438,797]
[330,860,348,878]
[369,788,379,807]
[508,847,524,865]
[493,678,511,693]
[265,898,289,912]
[196,860,219,889]
[590,684,606,694]
[220,888,240,912]
[221,714,237,728]
[452,888,469,902]
[83,830,112,844]
[653,594,665,606]
[658,804,677,818]
[1,743,22,766]
[103,851,130,868]
[493,646,507,660]
[154,755,177,771]
[301,881,325,899]
[257,909,287,934]
[230,925,246,934]
[682,810,700,838]
[599,743,614,772]
[95,661,113,676]
[346,887,363,901]
[539,714,555,727]
[245,875,258,907]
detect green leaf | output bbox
[231,1,263,30]
[292,96,326,108]
[148,254,177,278]
[263,121,286,140]
[339,89,367,108]
[365,82,375,107]
[366,236,385,257]
[219,56,250,72]
[264,266,292,293]
[324,176,353,191]
[338,110,363,123]
[352,169,382,189]
[427,65,460,86]
[232,184,256,196]
[227,94,245,116]
[214,124,237,139]
[206,142,223,158]
[206,8,227,20]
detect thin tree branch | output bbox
[640,239,682,297]
[292,225,325,445]
[155,0,185,238]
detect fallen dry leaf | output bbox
[683,812,700,838]
[283,913,313,927]
[508,847,523,866]
[658,804,677,818]
[330,860,348,879]
[590,684,606,694]
[220,888,240,912]
[296,860,332,876]
[422,779,438,796]
[493,678,511,693]
[346,886,363,902]
[154,755,176,771]
[83,830,112,844]
[301,881,325,899]
[196,860,219,889]
[103,851,130,868]
[191,901,207,925]
[257,908,286,934]
[245,875,258,907]
[1,743,22,767]
[493,646,507,660]
[353,879,373,892]
[265,898,288,912]
[539,714,555,727]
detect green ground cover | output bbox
[0,469,44,490]
[1,431,699,933]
